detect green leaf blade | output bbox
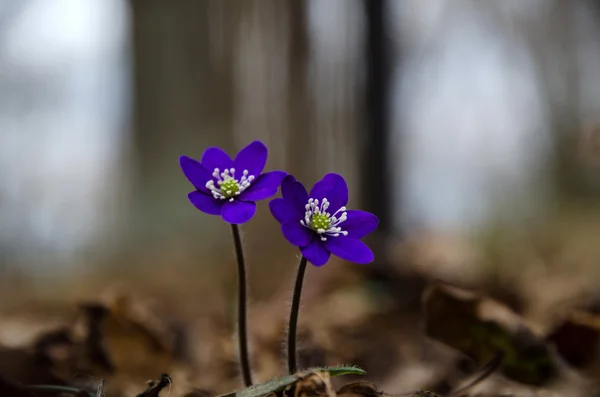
[215,365,366,397]
[304,366,366,377]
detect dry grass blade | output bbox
[449,352,504,395]
[96,379,105,397]
[217,366,365,397]
[136,373,173,397]
[408,392,441,397]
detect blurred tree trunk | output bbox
[126,0,313,297]
[224,0,314,296]
[286,0,312,183]
[520,0,597,202]
[128,0,239,249]
[363,0,392,233]
[124,0,367,290]
[361,0,427,310]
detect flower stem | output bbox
[230,224,253,386]
[288,255,308,374]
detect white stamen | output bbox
[205,168,255,200]
[300,197,348,239]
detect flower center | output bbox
[206,168,255,201]
[301,198,348,241]
[311,213,331,231]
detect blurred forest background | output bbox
[2,0,600,395]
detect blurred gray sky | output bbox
[391,0,600,232]
[0,0,130,269]
[1,0,600,270]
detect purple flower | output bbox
[179,140,286,224]
[269,174,379,267]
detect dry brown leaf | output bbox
[136,373,173,397]
[336,382,382,397]
[286,371,336,397]
[0,373,38,397]
[0,328,72,386]
[547,310,600,369]
[71,294,177,378]
[423,283,558,386]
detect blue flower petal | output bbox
[221,200,256,224]
[243,188,278,202]
[234,140,268,178]
[201,146,233,172]
[240,171,287,201]
[301,237,330,267]
[281,222,313,247]
[324,236,373,264]
[309,173,348,211]
[342,210,379,239]
[179,156,212,193]
[269,198,303,224]
[281,175,309,210]
[188,191,223,215]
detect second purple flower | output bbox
[180,140,286,224]
[269,174,379,266]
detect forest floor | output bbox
[1,228,600,397]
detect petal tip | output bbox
[309,173,348,208]
[234,140,269,176]
[268,198,279,210]
[273,170,288,177]
[323,172,347,184]
[178,154,191,165]
[246,139,268,151]
[369,213,380,229]
[281,175,300,191]
[353,246,375,265]
[201,146,234,171]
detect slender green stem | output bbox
[288,256,308,374]
[230,224,253,386]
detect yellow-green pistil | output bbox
[311,213,331,231]
[301,198,348,241]
[220,178,240,197]
[206,168,255,201]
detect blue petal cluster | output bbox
[179,140,286,224]
[269,174,379,266]
[179,141,379,266]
